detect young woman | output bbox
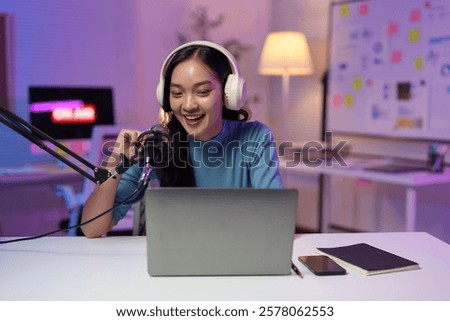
[81,41,283,238]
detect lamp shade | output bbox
[259,31,313,76]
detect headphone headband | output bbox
[159,40,241,82]
[156,40,247,111]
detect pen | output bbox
[291,262,303,278]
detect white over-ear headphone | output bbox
[156,40,247,111]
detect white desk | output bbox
[0,162,81,187]
[1,232,449,300]
[280,157,450,232]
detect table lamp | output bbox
[259,31,313,142]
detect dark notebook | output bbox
[316,243,420,276]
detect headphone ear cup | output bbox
[157,41,247,112]
[156,79,164,108]
[224,74,247,110]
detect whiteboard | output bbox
[326,0,450,141]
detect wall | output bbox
[269,0,332,232]
[0,0,139,166]
[267,0,331,143]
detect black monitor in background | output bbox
[28,86,115,139]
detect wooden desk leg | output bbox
[405,187,417,232]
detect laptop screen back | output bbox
[145,188,298,276]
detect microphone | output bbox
[135,124,171,167]
[107,124,171,181]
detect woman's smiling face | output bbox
[169,58,223,141]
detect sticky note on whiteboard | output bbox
[391,50,403,64]
[395,118,423,129]
[387,22,399,36]
[408,28,421,43]
[410,8,421,23]
[359,3,369,16]
[353,77,363,90]
[344,95,354,107]
[332,94,343,107]
[415,56,423,70]
[340,4,350,18]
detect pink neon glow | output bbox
[51,104,97,124]
[29,100,84,113]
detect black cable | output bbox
[0,183,145,245]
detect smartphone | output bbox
[298,255,346,276]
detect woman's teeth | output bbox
[185,115,203,121]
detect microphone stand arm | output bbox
[0,104,113,185]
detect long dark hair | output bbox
[154,44,249,187]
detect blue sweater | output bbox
[112,119,283,224]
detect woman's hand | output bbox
[119,129,142,158]
[81,128,143,238]
[105,129,142,169]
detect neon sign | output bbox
[30,99,84,113]
[51,104,97,124]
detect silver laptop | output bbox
[145,188,298,276]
